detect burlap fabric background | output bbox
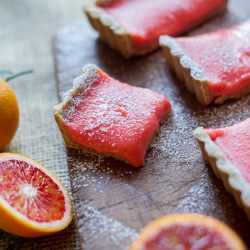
[0,0,84,249]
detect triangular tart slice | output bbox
[53,64,171,167]
[194,118,250,219]
[160,21,250,105]
[84,0,227,58]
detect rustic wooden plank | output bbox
[54,1,250,249]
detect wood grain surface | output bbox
[54,1,250,249]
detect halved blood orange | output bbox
[130,214,246,250]
[0,153,73,238]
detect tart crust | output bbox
[84,0,228,59]
[194,127,250,220]
[84,2,138,58]
[160,35,250,105]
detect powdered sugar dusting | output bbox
[173,173,221,215]
[68,151,135,193]
[61,64,99,120]
[69,153,110,192]
[150,90,250,164]
[68,151,138,249]
[75,203,138,249]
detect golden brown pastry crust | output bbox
[84,2,140,58]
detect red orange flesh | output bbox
[130,214,246,250]
[0,153,73,238]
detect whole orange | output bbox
[0,79,19,150]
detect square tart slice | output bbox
[84,0,227,58]
[53,64,171,167]
[194,118,250,219]
[160,21,250,105]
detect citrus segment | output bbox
[0,153,73,238]
[130,214,246,250]
[0,159,66,223]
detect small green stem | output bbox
[4,69,33,82]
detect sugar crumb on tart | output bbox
[53,64,171,167]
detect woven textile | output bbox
[0,0,83,249]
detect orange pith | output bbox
[0,79,19,150]
[0,153,73,238]
[130,214,246,250]
[0,159,65,223]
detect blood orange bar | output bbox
[84,0,227,58]
[53,64,171,167]
[160,21,250,105]
[194,118,250,219]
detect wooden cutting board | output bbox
[54,1,250,249]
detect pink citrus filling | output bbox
[0,159,66,223]
[206,118,250,183]
[176,21,250,97]
[98,0,226,50]
[144,224,233,250]
[62,69,171,167]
